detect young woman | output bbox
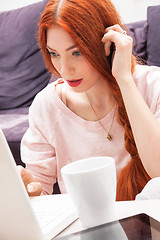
[18,0,160,200]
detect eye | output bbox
[72,51,81,56]
[48,51,59,58]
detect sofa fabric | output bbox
[127,21,148,62]
[147,5,160,67]
[0,0,51,166]
[127,5,160,67]
[0,0,50,110]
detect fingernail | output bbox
[27,184,34,193]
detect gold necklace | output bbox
[85,92,117,141]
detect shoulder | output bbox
[29,79,65,123]
[32,78,64,107]
[134,64,160,85]
[134,64,160,111]
[134,64,160,94]
[23,79,66,145]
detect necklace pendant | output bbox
[107,133,112,141]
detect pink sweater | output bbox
[21,65,160,194]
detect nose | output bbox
[60,56,74,78]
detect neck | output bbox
[85,81,115,117]
[64,77,116,121]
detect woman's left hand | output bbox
[102,24,133,85]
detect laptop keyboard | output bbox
[33,207,65,229]
[30,194,78,238]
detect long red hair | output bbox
[38,0,150,200]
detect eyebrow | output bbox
[47,44,77,52]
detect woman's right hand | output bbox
[17,165,42,196]
[102,24,133,84]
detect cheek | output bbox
[80,58,96,74]
[51,59,60,72]
[84,65,102,84]
[82,64,97,77]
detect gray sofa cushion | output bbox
[127,21,148,61]
[0,0,50,110]
[147,5,160,66]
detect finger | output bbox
[102,29,132,47]
[102,29,115,42]
[105,24,126,34]
[27,182,42,197]
[17,165,34,187]
[103,40,112,56]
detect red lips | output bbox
[66,79,83,87]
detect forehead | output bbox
[47,26,75,50]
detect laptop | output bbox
[0,129,78,240]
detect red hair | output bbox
[38,0,150,200]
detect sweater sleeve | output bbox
[134,65,160,123]
[21,83,58,195]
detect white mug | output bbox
[61,156,116,228]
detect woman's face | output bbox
[46,26,105,93]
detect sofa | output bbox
[0,2,160,193]
[0,0,50,166]
[127,5,160,67]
